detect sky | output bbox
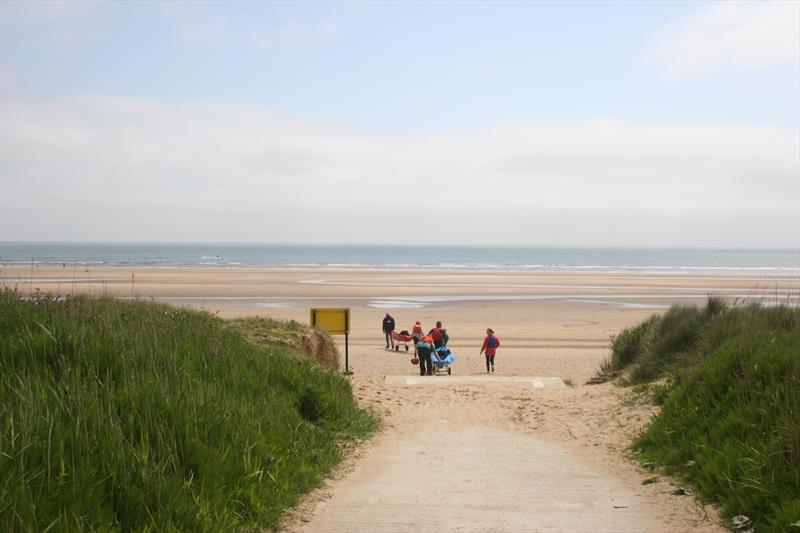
[1,0,798,248]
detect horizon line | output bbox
[1,240,798,252]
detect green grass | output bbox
[621,381,674,407]
[0,289,378,532]
[604,299,799,531]
[600,297,797,385]
[602,315,660,377]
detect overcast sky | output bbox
[1,0,798,247]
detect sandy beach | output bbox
[4,267,798,531]
[3,267,796,383]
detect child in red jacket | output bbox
[480,328,500,373]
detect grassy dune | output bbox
[227,316,339,370]
[0,289,377,532]
[603,299,799,532]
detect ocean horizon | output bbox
[1,242,797,276]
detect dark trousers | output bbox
[485,354,495,372]
[384,330,394,348]
[418,350,433,376]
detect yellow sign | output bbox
[310,308,350,335]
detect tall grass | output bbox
[600,297,789,384]
[0,289,377,532]
[604,298,799,531]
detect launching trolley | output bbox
[391,330,414,352]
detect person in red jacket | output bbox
[480,328,500,373]
[416,335,435,376]
[411,321,423,354]
[429,321,445,349]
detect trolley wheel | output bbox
[447,367,452,375]
[405,345,409,352]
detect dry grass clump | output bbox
[228,316,339,369]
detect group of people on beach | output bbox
[382,313,501,375]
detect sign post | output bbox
[309,308,352,374]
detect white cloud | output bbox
[0,0,105,22]
[150,4,340,48]
[0,0,117,47]
[247,19,341,49]
[155,3,229,42]
[1,96,798,246]
[650,1,800,78]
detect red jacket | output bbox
[481,335,500,356]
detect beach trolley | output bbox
[432,346,456,375]
[391,330,414,352]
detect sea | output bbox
[1,243,798,276]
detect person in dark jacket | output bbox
[382,313,396,349]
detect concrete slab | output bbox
[384,375,566,388]
[293,425,650,532]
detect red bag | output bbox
[410,357,419,365]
